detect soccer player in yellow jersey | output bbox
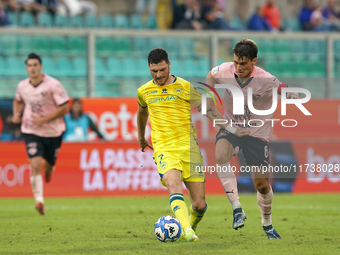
[137,48,249,242]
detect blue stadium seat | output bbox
[96,37,114,56]
[95,82,121,97]
[335,41,340,61]
[284,18,302,31]
[113,37,131,55]
[145,15,157,29]
[169,58,184,77]
[99,14,114,28]
[37,12,53,27]
[84,14,98,28]
[114,14,129,29]
[196,57,210,78]
[7,12,18,26]
[19,12,34,27]
[179,38,194,57]
[17,35,35,55]
[42,57,56,76]
[148,37,164,52]
[107,57,122,78]
[68,36,87,56]
[305,40,326,61]
[0,35,18,56]
[50,36,67,56]
[289,39,305,60]
[5,57,26,77]
[0,57,6,76]
[72,57,87,77]
[183,58,197,78]
[136,57,149,78]
[121,57,138,77]
[33,36,50,55]
[230,17,246,30]
[55,57,74,77]
[95,58,108,78]
[54,14,68,27]
[163,38,179,56]
[130,14,143,29]
[132,37,149,56]
[69,15,84,28]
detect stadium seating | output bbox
[69,15,84,28]
[68,36,87,56]
[99,15,114,28]
[129,14,143,29]
[0,35,17,56]
[145,15,158,29]
[37,13,53,27]
[19,12,34,27]
[114,14,129,29]
[284,18,302,31]
[7,12,18,26]
[50,36,67,56]
[54,14,68,27]
[84,14,98,28]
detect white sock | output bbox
[217,162,241,210]
[30,175,44,204]
[257,185,273,227]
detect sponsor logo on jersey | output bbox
[146,90,157,95]
[148,95,181,104]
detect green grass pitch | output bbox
[0,194,339,255]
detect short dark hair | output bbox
[148,48,169,65]
[233,38,258,60]
[25,53,42,64]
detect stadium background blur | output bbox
[0,0,339,197]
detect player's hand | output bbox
[138,138,154,152]
[287,92,299,99]
[11,114,21,124]
[234,129,250,137]
[195,98,218,116]
[31,116,46,126]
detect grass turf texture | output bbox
[0,194,339,255]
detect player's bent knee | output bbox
[166,181,182,193]
[254,180,269,193]
[192,200,206,212]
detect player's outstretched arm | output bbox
[137,105,153,152]
[205,110,250,137]
[12,99,24,124]
[32,103,69,126]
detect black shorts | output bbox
[216,128,269,167]
[23,133,62,166]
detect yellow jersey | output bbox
[137,76,201,152]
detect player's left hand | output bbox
[31,116,46,126]
[287,92,299,99]
[234,129,251,137]
[138,138,154,152]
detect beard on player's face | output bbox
[149,62,170,86]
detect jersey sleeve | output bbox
[51,82,70,106]
[189,83,202,106]
[137,87,147,108]
[266,76,281,92]
[14,82,23,102]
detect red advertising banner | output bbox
[0,142,225,197]
[0,98,339,197]
[292,141,340,193]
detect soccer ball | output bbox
[154,215,182,242]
